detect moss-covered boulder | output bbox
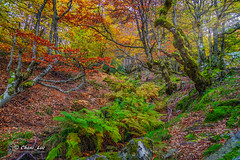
[205,131,240,160]
[118,137,153,160]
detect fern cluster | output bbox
[136,82,161,102]
[104,76,161,103]
[46,98,163,159]
[45,109,121,160]
[46,76,164,159]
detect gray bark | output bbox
[212,23,219,67]
[221,22,226,56]
[186,0,210,69]
[212,0,235,68]
[208,27,213,63]
[219,22,226,69]
[197,23,207,69]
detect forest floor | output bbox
[0,55,239,160]
[0,56,113,159]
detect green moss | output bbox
[185,133,197,141]
[154,16,166,27]
[203,143,222,156]
[80,152,120,160]
[146,129,171,142]
[21,80,34,88]
[227,105,240,128]
[220,144,240,160]
[0,94,3,99]
[7,87,15,95]
[194,89,215,110]
[189,89,197,96]
[100,152,120,159]
[159,0,172,16]
[8,77,15,84]
[0,139,11,157]
[217,99,240,107]
[24,131,34,139]
[211,134,222,142]
[205,106,233,122]
[176,95,195,111]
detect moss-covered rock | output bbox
[118,137,153,160]
[205,131,240,160]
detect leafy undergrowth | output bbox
[1,55,240,160]
[163,70,240,160]
[44,75,164,159]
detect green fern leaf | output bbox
[46,142,65,160]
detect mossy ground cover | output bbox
[202,143,223,156]
[164,71,240,159]
[174,71,240,127]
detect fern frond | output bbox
[46,142,65,160]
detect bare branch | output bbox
[89,26,144,49]
[57,0,73,20]
[38,77,85,94]
[39,72,85,84]
[218,22,240,38]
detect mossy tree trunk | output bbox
[154,0,209,93]
[156,61,177,95]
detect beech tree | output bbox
[0,0,110,107]
[185,0,213,70]
[155,0,210,93]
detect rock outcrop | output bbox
[205,131,240,160]
[118,137,154,160]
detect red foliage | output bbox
[14,29,112,74]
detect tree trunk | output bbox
[219,22,226,69]
[197,23,207,70]
[208,27,213,64]
[157,62,177,95]
[0,73,34,107]
[172,1,180,72]
[155,0,209,93]
[212,24,219,67]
